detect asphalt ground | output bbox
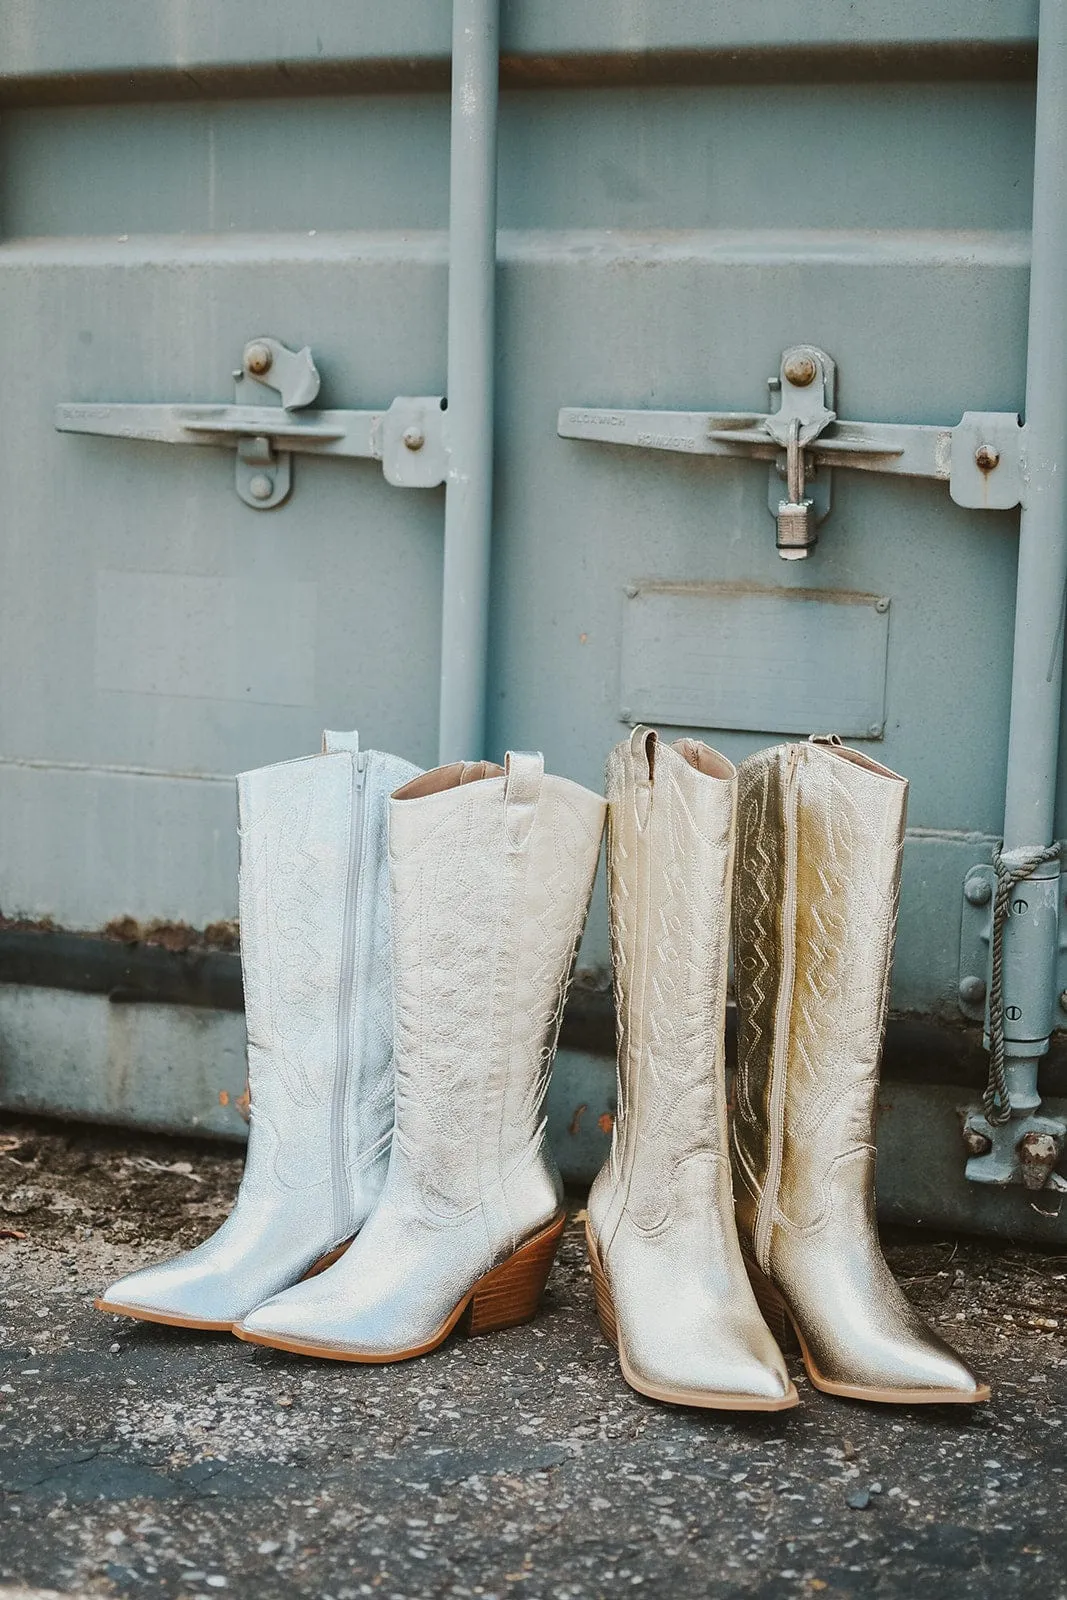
[0,1115,1065,1600]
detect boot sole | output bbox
[585,1224,799,1412]
[93,1302,234,1332]
[743,1256,991,1406]
[94,1237,357,1333]
[232,1209,567,1363]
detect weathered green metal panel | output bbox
[0,7,1059,1232]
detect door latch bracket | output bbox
[958,861,1067,1191]
[56,337,448,509]
[558,344,1027,559]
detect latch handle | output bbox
[558,343,1026,557]
[55,340,448,509]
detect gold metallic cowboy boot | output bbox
[586,729,796,1411]
[236,751,606,1362]
[732,737,989,1405]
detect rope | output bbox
[983,842,1062,1124]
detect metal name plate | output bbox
[619,581,890,738]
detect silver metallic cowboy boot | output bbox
[97,731,420,1330]
[586,729,796,1411]
[236,751,606,1361]
[732,737,988,1404]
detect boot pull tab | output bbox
[504,750,544,851]
[322,729,360,755]
[629,725,657,831]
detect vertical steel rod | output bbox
[1003,0,1067,850]
[989,0,1067,1122]
[438,0,500,762]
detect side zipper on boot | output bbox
[753,743,799,1276]
[332,750,367,1243]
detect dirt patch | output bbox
[0,1116,242,1254]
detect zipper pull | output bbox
[808,733,843,747]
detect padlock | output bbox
[776,418,817,559]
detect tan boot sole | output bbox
[233,1210,567,1363]
[743,1256,991,1406]
[585,1224,799,1412]
[92,1302,233,1332]
[94,1237,356,1333]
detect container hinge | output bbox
[558,344,1026,559]
[56,337,448,509]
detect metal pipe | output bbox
[993,0,1067,1117]
[1003,0,1067,850]
[438,0,500,762]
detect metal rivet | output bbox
[965,876,992,906]
[959,974,987,1005]
[625,585,639,599]
[248,474,274,501]
[620,708,632,722]
[975,444,1000,471]
[867,722,882,737]
[245,343,273,377]
[875,597,890,614]
[783,353,817,387]
[403,427,425,451]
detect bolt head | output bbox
[625,585,639,599]
[965,875,992,906]
[783,353,817,387]
[959,974,987,1005]
[402,426,425,451]
[875,597,890,614]
[245,342,273,377]
[1019,1129,1062,1190]
[248,474,274,501]
[974,443,1000,471]
[962,1123,993,1157]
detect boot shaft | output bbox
[236,733,420,1219]
[387,751,606,1228]
[732,738,907,1266]
[603,728,736,1226]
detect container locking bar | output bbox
[56,336,448,509]
[558,344,1026,559]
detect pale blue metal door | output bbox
[1,2,1062,1237]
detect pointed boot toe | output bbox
[235,1271,417,1363]
[803,1335,990,1407]
[96,1259,236,1331]
[795,1300,990,1405]
[857,1341,989,1406]
[619,1333,797,1413]
[234,1281,346,1357]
